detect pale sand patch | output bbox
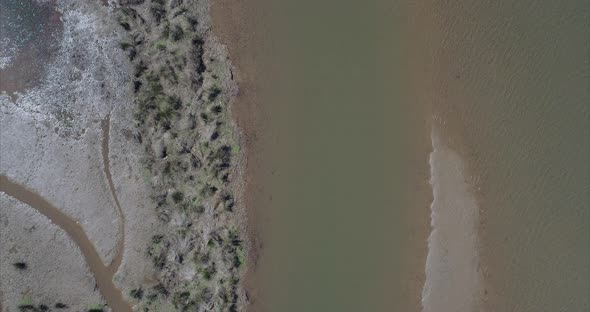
[421,130,483,312]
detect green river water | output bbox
[217,0,589,311]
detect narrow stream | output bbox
[0,176,132,312]
[101,114,126,275]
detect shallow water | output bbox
[215,0,589,310]
[213,0,432,311]
[425,1,590,311]
[0,0,62,95]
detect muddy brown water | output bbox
[422,1,589,311]
[212,0,432,311]
[0,176,132,312]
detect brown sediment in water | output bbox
[413,2,500,310]
[0,176,133,312]
[407,4,490,310]
[101,114,126,275]
[419,2,590,311]
[211,0,269,309]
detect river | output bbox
[212,0,589,311]
[213,0,432,310]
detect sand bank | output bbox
[421,129,483,312]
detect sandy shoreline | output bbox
[210,0,270,309]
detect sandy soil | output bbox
[0,0,158,310]
[0,194,105,311]
[1,0,251,310]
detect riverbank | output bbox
[210,0,268,308]
[113,0,249,309]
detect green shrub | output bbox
[119,42,132,50]
[88,303,104,312]
[202,266,215,280]
[236,246,246,267]
[171,24,185,41]
[155,41,167,50]
[130,288,144,299]
[208,87,222,102]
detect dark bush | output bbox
[150,5,166,24]
[187,16,198,31]
[200,113,209,123]
[153,283,170,297]
[120,0,145,4]
[134,62,147,78]
[202,266,215,280]
[211,105,223,114]
[55,303,68,309]
[13,262,27,270]
[168,95,182,109]
[171,25,184,41]
[119,42,132,50]
[200,185,218,197]
[208,87,222,102]
[133,80,142,93]
[172,191,184,203]
[222,194,235,211]
[128,47,137,60]
[119,21,131,31]
[130,288,144,299]
[17,305,35,312]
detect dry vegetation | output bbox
[116,0,246,310]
